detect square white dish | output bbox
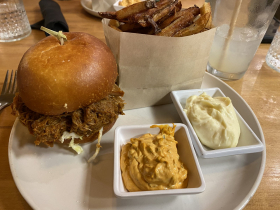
[114,123,205,198]
[171,88,264,158]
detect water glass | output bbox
[0,0,31,42]
[206,0,280,80]
[266,26,280,72]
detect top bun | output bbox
[17,32,118,115]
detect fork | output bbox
[0,70,17,111]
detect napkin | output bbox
[31,0,69,35]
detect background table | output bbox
[0,0,279,209]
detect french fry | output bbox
[158,8,190,30]
[152,0,179,23]
[122,0,172,26]
[99,1,154,20]
[156,6,200,36]
[141,0,180,34]
[173,12,211,37]
[131,27,153,34]
[200,2,212,29]
[109,19,120,28]
[100,0,212,37]
[115,1,155,20]
[201,28,209,32]
[154,2,181,32]
[98,11,117,19]
[109,25,123,32]
[119,23,142,32]
[200,3,211,16]
[108,19,122,32]
[175,1,182,12]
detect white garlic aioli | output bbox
[184,93,240,149]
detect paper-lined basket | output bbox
[102,19,216,110]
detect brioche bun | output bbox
[12,32,124,150]
[17,32,118,115]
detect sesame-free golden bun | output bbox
[17,32,118,115]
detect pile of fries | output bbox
[98,0,212,37]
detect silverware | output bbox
[0,70,17,111]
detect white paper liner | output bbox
[102,18,216,110]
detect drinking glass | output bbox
[266,25,280,72]
[0,0,31,42]
[206,0,280,80]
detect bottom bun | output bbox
[61,118,117,145]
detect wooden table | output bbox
[0,0,279,209]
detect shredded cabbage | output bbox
[60,131,83,154]
[88,127,103,163]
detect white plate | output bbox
[114,123,205,198]
[171,88,264,158]
[113,0,124,11]
[113,0,144,11]
[8,72,265,210]
[81,0,116,18]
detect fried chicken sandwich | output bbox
[12,32,124,155]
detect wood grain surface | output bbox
[0,0,279,209]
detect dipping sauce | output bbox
[184,92,240,149]
[120,124,188,191]
[119,0,142,7]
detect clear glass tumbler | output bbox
[206,0,280,80]
[266,25,280,72]
[0,0,31,42]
